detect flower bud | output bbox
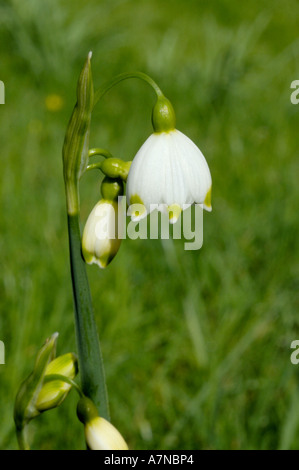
[82,178,124,269]
[77,397,128,450]
[82,199,122,268]
[35,353,78,412]
[14,333,59,431]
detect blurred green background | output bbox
[0,0,299,450]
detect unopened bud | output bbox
[77,397,128,450]
[82,196,123,269]
[14,333,59,431]
[36,353,78,412]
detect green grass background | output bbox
[0,0,299,450]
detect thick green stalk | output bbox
[16,429,30,451]
[67,212,109,420]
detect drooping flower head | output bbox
[126,95,212,223]
[82,177,124,268]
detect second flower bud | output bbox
[82,178,124,269]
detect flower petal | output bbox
[82,200,121,268]
[86,417,129,450]
[126,129,212,218]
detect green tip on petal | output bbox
[84,251,118,270]
[82,248,95,266]
[129,194,144,205]
[203,186,212,212]
[168,204,182,224]
[128,195,147,219]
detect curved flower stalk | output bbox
[126,96,212,223]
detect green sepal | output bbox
[14,333,59,432]
[62,52,94,215]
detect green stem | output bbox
[16,427,30,451]
[88,148,113,159]
[86,148,113,173]
[67,212,109,420]
[86,149,114,172]
[94,71,164,107]
[86,162,103,172]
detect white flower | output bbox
[85,416,129,450]
[82,199,122,268]
[126,129,212,224]
[77,396,129,450]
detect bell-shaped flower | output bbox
[82,177,124,268]
[82,199,121,269]
[77,396,128,450]
[126,96,212,224]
